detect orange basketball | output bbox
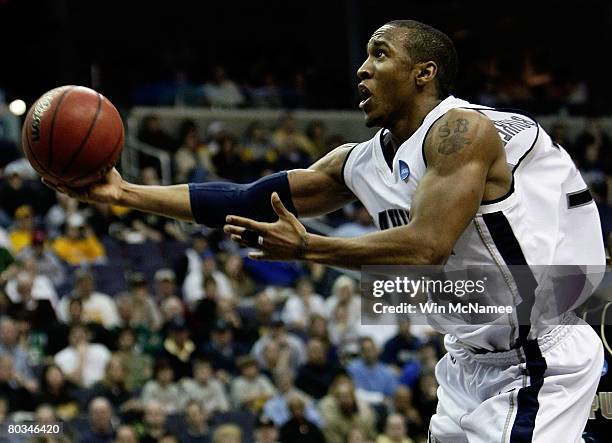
[21,85,124,187]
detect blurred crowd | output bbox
[0,106,610,443]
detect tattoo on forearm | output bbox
[437,118,471,155]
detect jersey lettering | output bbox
[492,115,537,146]
[378,209,410,230]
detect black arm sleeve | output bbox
[188,171,297,227]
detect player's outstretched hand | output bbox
[224,192,309,261]
[42,167,124,205]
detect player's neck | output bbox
[388,96,443,148]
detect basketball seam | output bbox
[25,120,63,182]
[69,125,123,184]
[47,87,74,170]
[60,92,103,176]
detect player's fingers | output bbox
[225,215,266,231]
[271,192,289,218]
[223,225,246,236]
[230,234,249,247]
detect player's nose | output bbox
[357,57,373,80]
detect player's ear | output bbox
[415,61,437,87]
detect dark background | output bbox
[2,0,612,113]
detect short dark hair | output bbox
[386,20,458,98]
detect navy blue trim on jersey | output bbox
[380,129,395,172]
[567,188,593,209]
[482,210,546,442]
[481,211,538,342]
[510,339,548,442]
[481,177,515,205]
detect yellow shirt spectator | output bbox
[52,213,105,265]
[9,205,34,254]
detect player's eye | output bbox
[374,49,385,59]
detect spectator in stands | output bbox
[117,272,162,331]
[79,396,116,443]
[331,204,376,238]
[325,276,360,325]
[376,413,414,443]
[183,251,234,307]
[398,343,438,390]
[242,121,277,175]
[202,65,245,108]
[263,370,322,428]
[0,163,37,225]
[137,400,171,442]
[154,269,179,305]
[212,424,242,443]
[0,226,13,273]
[178,400,212,443]
[54,324,111,389]
[16,230,66,287]
[319,377,376,443]
[174,119,215,183]
[391,386,424,441]
[180,357,230,414]
[211,134,249,182]
[4,269,57,328]
[248,70,283,109]
[281,276,325,333]
[348,337,398,403]
[279,395,326,443]
[253,413,280,443]
[0,317,36,389]
[37,364,80,420]
[573,118,612,177]
[137,115,174,151]
[87,356,138,414]
[35,403,74,442]
[158,317,196,379]
[113,425,139,443]
[223,253,256,298]
[230,355,276,412]
[272,115,311,164]
[115,327,153,391]
[380,320,422,371]
[259,340,290,379]
[58,269,119,329]
[550,121,575,152]
[252,314,306,373]
[200,319,246,377]
[305,120,328,159]
[295,337,344,400]
[45,192,79,239]
[414,371,438,423]
[52,213,106,265]
[8,205,34,254]
[0,354,36,412]
[141,359,181,414]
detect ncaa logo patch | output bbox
[399,160,410,182]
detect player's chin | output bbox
[363,111,383,128]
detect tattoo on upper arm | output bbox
[437,118,471,155]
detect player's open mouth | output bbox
[358,84,372,109]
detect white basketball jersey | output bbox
[344,96,606,351]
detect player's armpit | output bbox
[287,143,357,217]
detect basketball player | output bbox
[48,21,605,442]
